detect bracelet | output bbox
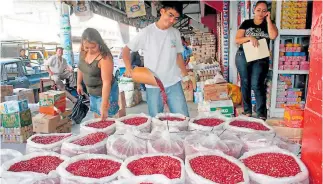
[182,75,190,82]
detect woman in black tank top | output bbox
[77,28,119,120]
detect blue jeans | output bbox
[146,81,189,117]
[235,49,269,117]
[89,81,119,117]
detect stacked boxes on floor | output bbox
[32,90,72,134]
[279,44,309,71]
[276,75,305,108]
[0,99,33,143]
[0,85,14,103]
[281,0,307,29]
[119,78,142,108]
[191,32,216,64]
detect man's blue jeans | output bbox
[146,81,189,117]
[235,49,269,117]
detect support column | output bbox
[59,2,74,66]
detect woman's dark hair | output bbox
[80,28,112,59]
[255,1,268,9]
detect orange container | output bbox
[131,67,158,86]
[39,90,66,116]
[283,106,304,128]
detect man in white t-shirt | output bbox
[122,2,191,117]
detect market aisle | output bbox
[0,102,198,154]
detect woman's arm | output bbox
[99,55,114,119]
[235,29,251,44]
[76,69,84,95]
[266,12,278,40]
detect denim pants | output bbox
[235,49,269,117]
[89,80,119,117]
[146,81,189,117]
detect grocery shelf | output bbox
[280,29,311,36]
[278,70,309,74]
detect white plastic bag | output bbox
[26,133,73,154]
[57,154,122,184]
[119,153,185,184]
[240,133,275,154]
[218,131,244,158]
[107,130,147,160]
[1,152,68,184]
[80,118,116,135]
[115,113,151,133]
[185,151,250,184]
[147,131,185,160]
[240,146,309,184]
[0,149,23,177]
[224,116,274,136]
[184,132,235,157]
[152,113,189,132]
[188,111,229,132]
[61,132,108,157]
[111,174,172,184]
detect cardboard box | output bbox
[266,118,303,139]
[204,83,229,101]
[39,90,66,115]
[0,85,13,102]
[13,88,35,103]
[1,109,32,128]
[0,99,29,114]
[32,110,71,133]
[4,95,19,102]
[184,88,193,102]
[2,125,33,143]
[198,100,234,117]
[56,121,72,133]
[284,106,304,128]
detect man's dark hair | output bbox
[162,2,183,15]
[255,1,268,8]
[56,47,64,52]
[20,49,25,52]
[181,36,185,41]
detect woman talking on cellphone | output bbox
[235,1,278,120]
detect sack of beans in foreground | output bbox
[184,132,242,158]
[61,132,108,157]
[152,113,189,132]
[185,151,250,184]
[106,130,147,160]
[119,154,185,184]
[0,149,23,170]
[147,130,185,160]
[26,133,73,154]
[240,146,309,184]
[57,154,123,184]
[224,116,274,136]
[111,174,172,184]
[80,118,116,135]
[188,112,229,132]
[115,113,152,133]
[1,152,68,184]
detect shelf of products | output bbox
[280,29,311,36]
[278,70,309,75]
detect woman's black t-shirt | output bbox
[239,19,270,47]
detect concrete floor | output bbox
[1,102,198,154]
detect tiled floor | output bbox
[1,102,198,154]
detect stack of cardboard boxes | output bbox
[32,90,72,134]
[191,32,216,64]
[281,1,307,29]
[0,85,14,103]
[0,99,33,143]
[119,78,142,108]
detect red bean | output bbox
[31,134,72,144]
[122,117,148,126]
[72,132,107,146]
[127,156,181,179]
[8,156,63,174]
[194,118,224,126]
[159,117,185,121]
[242,153,301,177]
[155,77,168,108]
[230,120,270,131]
[66,158,121,178]
[189,155,244,184]
[86,120,115,129]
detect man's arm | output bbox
[44,57,54,75]
[176,54,188,77]
[122,46,132,76]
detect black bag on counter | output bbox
[69,95,89,124]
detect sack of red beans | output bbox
[184,132,236,157]
[152,113,189,132]
[61,132,108,157]
[147,131,185,160]
[119,153,185,184]
[188,111,229,132]
[26,133,73,154]
[107,130,147,160]
[218,131,244,158]
[57,154,123,184]
[111,174,172,184]
[185,151,250,184]
[224,116,274,136]
[80,118,116,135]
[115,113,152,133]
[1,152,68,184]
[240,146,309,184]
